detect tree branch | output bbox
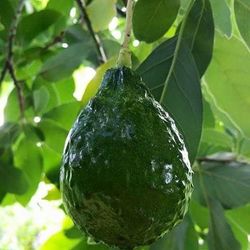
[75,0,107,64]
[0,0,25,118]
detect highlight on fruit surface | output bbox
[60,66,193,249]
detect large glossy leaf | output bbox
[150,216,198,250]
[39,43,94,82]
[14,137,43,205]
[209,0,232,37]
[17,9,62,45]
[182,0,214,75]
[208,199,241,250]
[204,33,250,138]
[194,156,250,209]
[86,0,116,32]
[133,0,180,43]
[137,38,202,164]
[234,0,250,49]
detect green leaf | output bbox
[86,0,117,32]
[33,78,61,112]
[54,77,75,104]
[209,0,232,37]
[0,0,15,38]
[0,123,21,148]
[240,138,250,159]
[137,38,202,164]
[201,128,233,149]
[39,43,94,82]
[234,0,250,49]
[41,230,81,250]
[43,102,81,130]
[133,0,180,43]
[0,22,4,31]
[4,88,20,122]
[226,205,250,250]
[14,137,43,205]
[41,144,61,185]
[44,185,61,200]
[202,98,215,128]
[150,216,198,250]
[38,119,68,154]
[46,0,73,15]
[181,0,214,75]
[194,157,250,209]
[33,85,50,114]
[17,9,62,45]
[0,148,29,195]
[64,226,82,239]
[189,200,209,229]
[207,199,241,250]
[204,33,250,138]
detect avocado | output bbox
[60,66,193,249]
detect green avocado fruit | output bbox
[60,66,193,249]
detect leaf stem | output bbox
[76,0,107,64]
[117,0,134,67]
[159,0,195,104]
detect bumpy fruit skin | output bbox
[60,67,193,249]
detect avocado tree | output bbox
[0,0,250,249]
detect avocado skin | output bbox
[60,67,193,249]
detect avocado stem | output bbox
[117,0,134,68]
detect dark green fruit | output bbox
[60,66,193,249]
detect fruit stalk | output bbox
[117,0,134,68]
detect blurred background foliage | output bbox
[0,0,250,249]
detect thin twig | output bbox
[0,0,25,118]
[75,0,107,64]
[42,31,65,52]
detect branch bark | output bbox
[0,0,26,118]
[75,0,107,64]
